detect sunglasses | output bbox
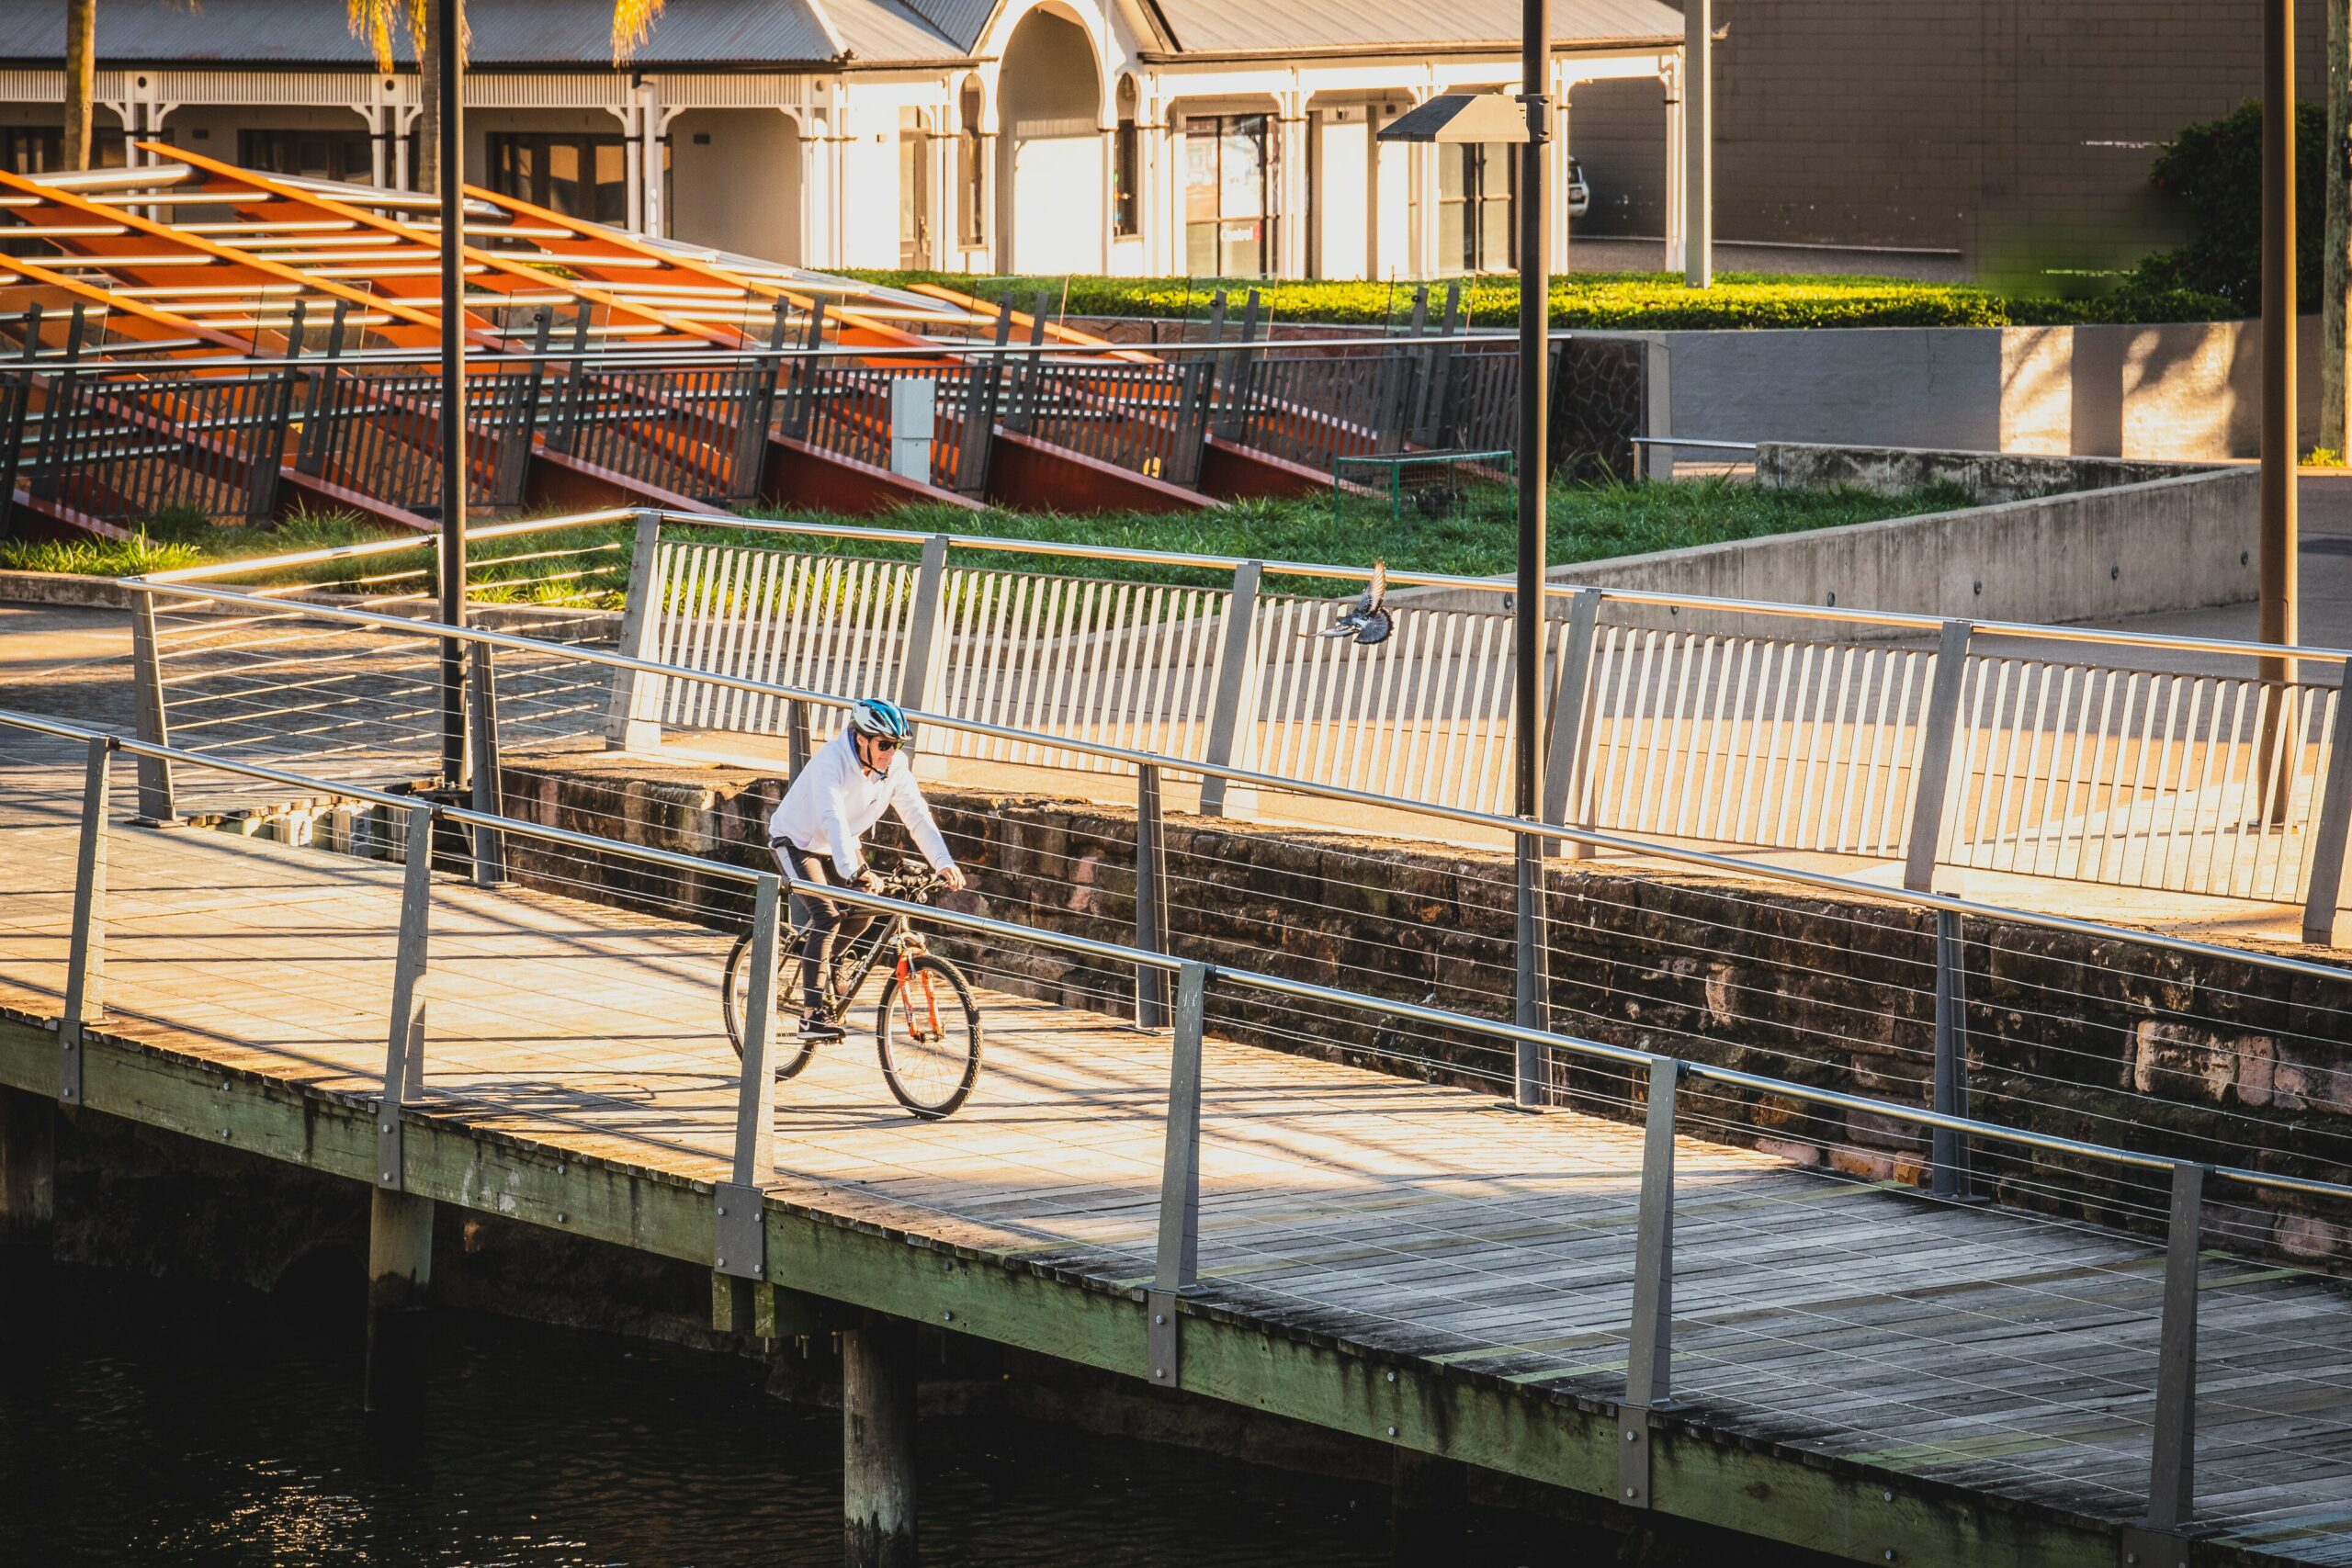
[865,735,905,752]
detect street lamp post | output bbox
[1378,32,1551,1100]
[436,0,468,785]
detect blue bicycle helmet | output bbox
[849,696,912,741]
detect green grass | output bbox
[1,478,1973,604]
[854,268,2235,332]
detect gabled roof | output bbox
[1136,0,1683,55]
[0,0,962,69]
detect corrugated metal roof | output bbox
[1148,0,1682,53]
[0,0,961,68]
[895,0,1004,54]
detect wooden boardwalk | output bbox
[1,754,2350,1566]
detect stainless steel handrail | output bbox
[4,703,2342,1207]
[120,578,2352,989]
[128,501,2352,667]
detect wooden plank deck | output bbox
[1,754,2349,1566]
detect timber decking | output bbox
[0,755,2348,1566]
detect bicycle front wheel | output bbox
[875,953,983,1119]
[723,931,818,1080]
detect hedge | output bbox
[850,268,2235,332]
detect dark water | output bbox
[0,1268,1578,1567]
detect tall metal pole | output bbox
[436,0,468,784]
[1515,0,1549,825]
[1683,0,1713,288]
[2262,0,2299,678]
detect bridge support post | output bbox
[718,871,784,1280]
[59,736,110,1106]
[842,1314,920,1568]
[1147,961,1207,1389]
[1929,909,1974,1200]
[605,509,667,752]
[1902,620,1973,893]
[1197,562,1264,819]
[1134,762,1170,1030]
[2301,662,2352,945]
[1542,587,1604,860]
[129,595,178,826]
[363,1186,435,1418]
[787,699,812,776]
[1388,1448,1468,1562]
[0,1086,56,1330]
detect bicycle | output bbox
[721,860,984,1120]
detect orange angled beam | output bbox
[0,167,446,349]
[908,281,1160,364]
[152,143,743,351]
[0,253,264,355]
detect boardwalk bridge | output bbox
[6,521,2352,1565]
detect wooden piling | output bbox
[1389,1447,1469,1562]
[0,1087,55,1322]
[842,1315,919,1568]
[363,1187,434,1416]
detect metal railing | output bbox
[201,504,2352,942]
[6,699,2346,1547]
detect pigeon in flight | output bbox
[1308,560,1392,646]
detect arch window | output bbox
[958,78,986,248]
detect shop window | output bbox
[1182,113,1272,276]
[239,128,377,185]
[487,130,662,224]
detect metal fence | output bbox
[9,698,2351,1550]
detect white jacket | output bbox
[766,728,955,880]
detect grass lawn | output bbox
[0,477,1972,603]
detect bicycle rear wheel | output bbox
[723,931,818,1080]
[875,954,982,1119]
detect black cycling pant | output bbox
[775,840,874,1011]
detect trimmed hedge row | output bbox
[852,268,2234,332]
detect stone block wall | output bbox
[487,750,2352,1269]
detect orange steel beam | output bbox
[152,144,752,353]
[907,281,1160,364]
[0,167,446,350]
[0,253,266,355]
[442,180,944,355]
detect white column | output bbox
[650,103,679,239]
[1101,124,1118,273]
[617,101,645,232]
[932,113,952,268]
[368,103,390,187]
[1660,58,1686,276]
[1277,96,1308,279]
[1164,119,1186,275]
[1550,73,1573,267]
[1413,142,1440,278]
[1682,11,1712,288]
[395,107,421,190]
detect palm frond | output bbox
[345,0,447,73]
[611,0,669,65]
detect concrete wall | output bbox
[1752,442,2220,504]
[1660,317,2322,460]
[670,109,801,265]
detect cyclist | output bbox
[766,696,966,1040]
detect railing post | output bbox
[1148,960,1208,1388]
[376,804,435,1193]
[492,308,550,510]
[956,308,1017,496]
[2144,1161,2205,1534]
[58,736,111,1106]
[604,509,667,751]
[466,644,507,886]
[243,298,302,523]
[786,697,811,775]
[1619,1055,1681,1510]
[1196,560,1265,819]
[293,298,346,477]
[0,363,30,538]
[1512,832,1550,1107]
[716,872,783,1284]
[28,303,86,505]
[2301,663,2352,945]
[128,593,177,825]
[999,290,1049,436]
[898,534,951,713]
[1542,586,1605,859]
[1902,619,1973,893]
[1136,762,1170,1029]
[1929,908,1974,1199]
[780,299,827,444]
[729,300,792,504]
[543,310,592,455]
[1210,290,1261,443]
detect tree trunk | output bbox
[414,0,440,194]
[62,0,96,171]
[2327,0,2350,458]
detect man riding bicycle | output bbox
[767,697,967,1040]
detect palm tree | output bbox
[62,0,96,168]
[347,0,668,191]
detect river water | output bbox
[1,1265,1578,1567]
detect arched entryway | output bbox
[995,7,1103,273]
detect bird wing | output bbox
[1366,559,1387,609]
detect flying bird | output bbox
[1308,561,1392,646]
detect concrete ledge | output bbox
[1754,441,2225,503]
[0,570,142,610]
